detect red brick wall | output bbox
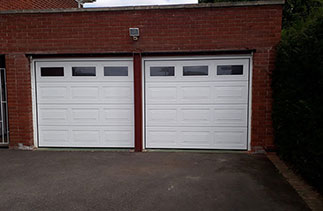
[0,5,283,150]
[5,54,34,147]
[0,0,78,11]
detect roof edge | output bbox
[0,0,285,15]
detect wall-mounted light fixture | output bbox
[129,28,140,41]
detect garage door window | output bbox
[183,66,208,76]
[217,65,243,75]
[104,67,128,76]
[150,67,175,76]
[41,67,64,77]
[72,67,96,76]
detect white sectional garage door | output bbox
[35,60,134,148]
[144,58,250,150]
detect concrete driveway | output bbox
[0,150,309,211]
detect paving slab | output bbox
[0,150,309,211]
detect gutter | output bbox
[0,0,285,15]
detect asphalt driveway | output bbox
[0,150,309,211]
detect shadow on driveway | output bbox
[0,150,309,211]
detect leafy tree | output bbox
[272,9,323,193]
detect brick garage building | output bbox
[0,0,284,151]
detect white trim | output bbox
[141,57,146,151]
[32,57,133,63]
[248,54,253,151]
[142,54,253,151]
[30,58,39,148]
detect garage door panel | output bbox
[179,130,213,147]
[146,126,247,149]
[103,107,133,124]
[180,108,212,124]
[72,130,100,144]
[38,105,134,126]
[214,105,248,126]
[180,86,212,103]
[103,130,134,147]
[147,108,177,124]
[146,105,247,127]
[71,86,99,100]
[37,83,133,104]
[102,85,133,103]
[38,108,68,123]
[36,60,134,148]
[38,126,134,147]
[146,129,177,148]
[71,108,100,122]
[38,86,68,100]
[214,82,248,104]
[145,58,250,150]
[146,85,177,104]
[39,129,69,145]
[214,128,247,149]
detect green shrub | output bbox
[272,10,323,193]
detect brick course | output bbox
[0,0,78,11]
[0,4,283,150]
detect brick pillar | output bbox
[251,49,274,151]
[133,53,143,152]
[6,54,34,148]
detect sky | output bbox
[84,0,198,7]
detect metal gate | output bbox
[0,68,9,145]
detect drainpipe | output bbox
[75,0,82,8]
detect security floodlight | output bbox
[129,28,140,41]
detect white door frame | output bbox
[30,57,134,148]
[142,55,253,151]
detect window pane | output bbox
[104,67,128,76]
[72,67,96,76]
[150,67,175,76]
[217,65,243,75]
[1,69,6,101]
[41,67,64,77]
[2,103,8,143]
[183,66,208,76]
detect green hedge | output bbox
[272,11,323,193]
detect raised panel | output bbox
[181,109,211,124]
[147,86,177,103]
[72,130,100,143]
[71,109,99,122]
[102,86,132,101]
[179,130,212,146]
[38,86,67,100]
[180,86,211,103]
[71,86,99,99]
[147,109,177,124]
[39,108,68,123]
[103,130,133,146]
[214,128,247,149]
[39,130,69,144]
[214,106,247,126]
[214,86,247,104]
[103,108,133,124]
[146,129,177,147]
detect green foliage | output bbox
[283,0,323,28]
[272,9,323,193]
